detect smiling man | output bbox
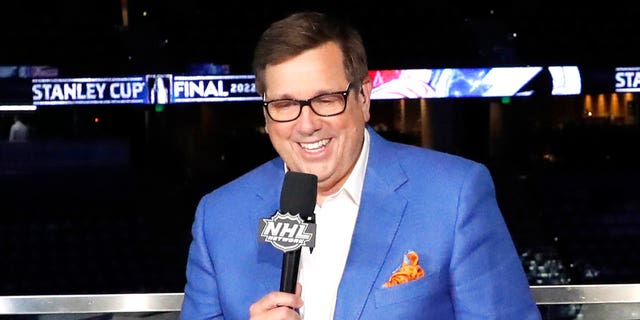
[180,11,542,320]
[260,41,370,204]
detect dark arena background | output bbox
[1,1,640,319]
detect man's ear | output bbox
[360,77,372,104]
[359,77,372,122]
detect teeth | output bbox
[300,139,329,151]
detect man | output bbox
[181,11,541,320]
[9,115,29,142]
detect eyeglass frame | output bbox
[262,83,353,122]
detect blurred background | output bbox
[1,1,639,311]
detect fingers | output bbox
[249,290,303,320]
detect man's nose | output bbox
[296,103,321,129]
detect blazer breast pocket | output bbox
[373,270,446,308]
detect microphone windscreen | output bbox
[280,171,317,220]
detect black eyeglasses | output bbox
[263,83,352,122]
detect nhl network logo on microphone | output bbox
[258,211,316,252]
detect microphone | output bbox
[257,171,318,293]
[278,171,317,293]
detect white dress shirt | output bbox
[297,129,370,320]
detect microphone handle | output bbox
[280,249,301,293]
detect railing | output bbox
[533,284,640,320]
[0,285,639,319]
[532,284,640,305]
[0,293,183,315]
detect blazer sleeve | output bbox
[449,163,541,320]
[180,196,225,320]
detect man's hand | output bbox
[249,284,303,319]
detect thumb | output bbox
[296,283,302,297]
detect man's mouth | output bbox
[299,138,330,152]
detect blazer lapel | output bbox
[334,129,408,319]
[254,159,289,292]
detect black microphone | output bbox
[278,171,317,293]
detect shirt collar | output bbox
[339,128,370,206]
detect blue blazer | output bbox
[180,127,541,319]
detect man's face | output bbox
[263,41,371,198]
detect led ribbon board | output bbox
[30,68,582,106]
[369,66,581,100]
[172,75,260,103]
[615,67,640,92]
[32,77,147,105]
[31,75,262,106]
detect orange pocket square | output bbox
[383,250,425,288]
